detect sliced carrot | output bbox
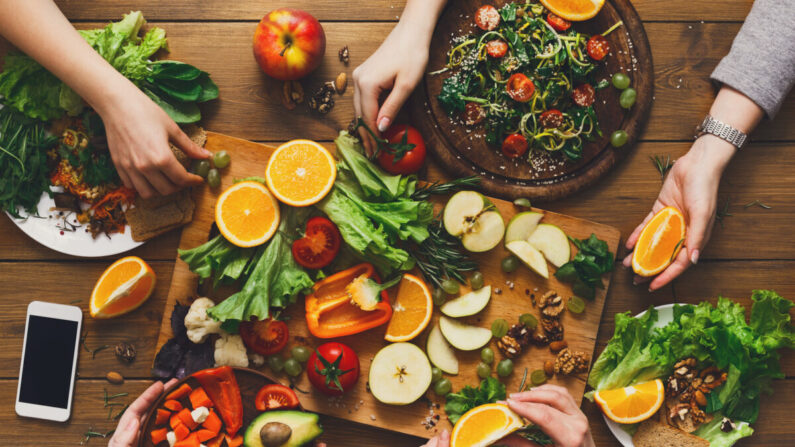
[202,410,222,434]
[174,423,191,441]
[150,427,168,445]
[225,433,243,447]
[163,399,184,412]
[189,386,214,409]
[206,433,224,447]
[155,408,171,426]
[195,429,217,442]
[174,432,200,447]
[176,407,198,430]
[166,383,193,401]
[169,413,183,430]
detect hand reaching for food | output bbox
[108,379,177,447]
[504,385,596,447]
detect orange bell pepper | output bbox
[305,263,393,338]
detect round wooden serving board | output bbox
[409,0,653,202]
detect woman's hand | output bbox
[504,385,595,447]
[421,429,450,447]
[108,379,177,447]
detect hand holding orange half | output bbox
[631,207,686,277]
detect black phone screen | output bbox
[19,315,79,408]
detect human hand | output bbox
[421,429,450,447]
[503,385,595,447]
[108,378,178,447]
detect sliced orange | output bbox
[215,181,280,247]
[540,0,605,21]
[451,403,524,447]
[384,274,433,342]
[264,139,336,207]
[632,206,686,277]
[90,256,156,319]
[594,379,665,424]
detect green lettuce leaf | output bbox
[693,415,753,447]
[0,53,62,120]
[334,131,415,201]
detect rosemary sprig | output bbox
[670,238,685,264]
[411,176,481,201]
[518,368,528,393]
[110,403,129,421]
[91,345,109,359]
[80,428,114,445]
[744,200,771,209]
[411,217,478,288]
[716,196,733,228]
[81,332,90,353]
[650,154,673,182]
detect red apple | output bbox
[253,8,326,80]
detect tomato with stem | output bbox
[292,217,341,269]
[307,342,360,396]
[377,125,427,175]
[239,319,289,355]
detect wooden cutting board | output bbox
[408,0,653,202]
[154,131,620,439]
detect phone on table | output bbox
[16,301,82,422]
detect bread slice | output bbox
[632,420,709,447]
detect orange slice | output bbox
[594,379,665,424]
[632,206,686,277]
[451,403,524,447]
[90,256,156,319]
[384,274,433,342]
[265,139,336,207]
[540,0,605,21]
[215,181,280,247]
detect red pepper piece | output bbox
[206,433,224,447]
[192,366,243,437]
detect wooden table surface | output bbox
[0,1,793,445]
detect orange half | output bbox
[265,139,336,207]
[384,274,433,342]
[594,379,665,424]
[215,181,280,247]
[451,403,524,447]
[90,256,156,319]
[632,206,686,277]
[540,0,605,21]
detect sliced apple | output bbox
[438,316,492,351]
[506,240,549,279]
[443,191,504,253]
[441,286,492,318]
[527,223,571,267]
[426,324,459,374]
[369,342,432,405]
[504,211,543,245]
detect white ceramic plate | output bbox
[6,189,143,258]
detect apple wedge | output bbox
[504,211,543,245]
[426,324,459,374]
[369,342,432,405]
[506,240,549,279]
[527,223,571,267]
[443,191,504,253]
[439,316,492,351]
[441,286,492,318]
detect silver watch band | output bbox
[695,115,748,149]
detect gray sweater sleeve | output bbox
[710,0,795,118]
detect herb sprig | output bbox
[411,217,478,288]
[554,234,614,300]
[650,154,673,181]
[411,176,481,201]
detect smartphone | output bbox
[16,301,83,422]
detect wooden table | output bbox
[0,1,792,445]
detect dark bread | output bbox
[632,420,709,447]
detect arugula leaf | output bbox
[445,377,506,425]
[499,3,517,22]
[438,75,469,115]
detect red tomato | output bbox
[377,125,426,175]
[475,5,501,31]
[292,217,341,269]
[539,109,564,128]
[486,40,508,58]
[586,35,610,61]
[571,84,596,107]
[307,342,359,396]
[239,319,289,355]
[546,13,571,32]
[463,102,486,126]
[255,384,299,411]
[506,73,535,103]
[501,134,529,159]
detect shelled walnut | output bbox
[281,80,304,110]
[338,45,350,64]
[664,358,727,433]
[541,316,563,341]
[553,348,589,375]
[308,83,335,114]
[538,290,564,318]
[114,341,136,363]
[497,323,532,358]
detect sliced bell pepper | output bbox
[305,263,393,338]
[173,422,191,441]
[150,427,168,445]
[189,386,213,410]
[155,408,171,426]
[163,399,183,412]
[192,366,243,437]
[202,410,222,434]
[165,383,193,401]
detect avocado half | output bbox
[243,411,323,447]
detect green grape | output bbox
[267,356,285,373]
[497,359,514,377]
[612,72,631,90]
[212,150,231,169]
[434,378,452,396]
[441,279,460,295]
[513,198,532,208]
[291,346,311,363]
[480,347,495,365]
[192,159,211,178]
[530,369,547,386]
[431,367,443,384]
[469,271,484,290]
[501,256,519,273]
[519,313,538,329]
[284,358,302,377]
[432,288,446,306]
[491,319,509,338]
[610,130,628,148]
[619,88,637,109]
[477,362,491,379]
[567,296,586,314]
[207,168,221,188]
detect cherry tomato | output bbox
[475,5,500,31]
[539,109,564,128]
[546,13,571,32]
[571,84,596,107]
[292,217,341,269]
[307,342,360,396]
[255,384,300,411]
[501,134,529,159]
[586,35,610,61]
[506,73,535,103]
[377,124,426,175]
[486,40,508,58]
[463,102,486,126]
[239,319,289,355]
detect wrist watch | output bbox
[695,115,748,149]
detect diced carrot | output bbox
[225,433,243,447]
[166,383,193,401]
[202,410,222,434]
[189,386,214,409]
[174,423,191,441]
[206,433,224,447]
[176,407,198,430]
[163,399,183,412]
[155,408,171,426]
[169,413,183,430]
[195,429,217,442]
[150,427,168,445]
[174,432,200,447]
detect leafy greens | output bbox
[445,377,506,425]
[554,233,614,299]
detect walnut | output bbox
[541,316,563,341]
[497,335,522,359]
[666,376,681,397]
[531,331,549,346]
[338,45,350,64]
[669,403,690,421]
[506,323,532,347]
[282,80,304,110]
[308,84,335,114]
[571,350,590,373]
[553,348,588,375]
[114,341,136,363]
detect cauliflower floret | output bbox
[191,406,210,424]
[185,297,223,344]
[214,333,249,368]
[249,353,265,367]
